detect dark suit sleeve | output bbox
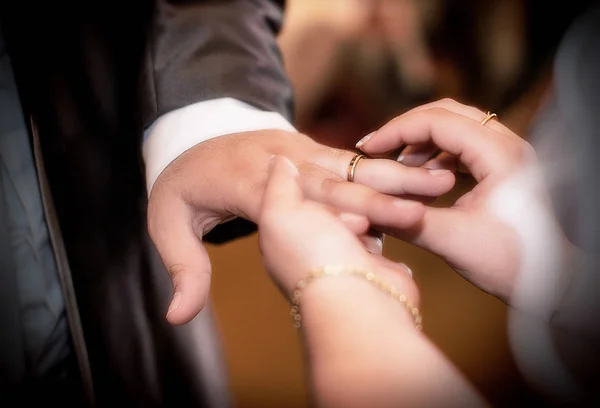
[143,0,294,244]
[143,0,293,127]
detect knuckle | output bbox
[168,263,186,280]
[320,177,342,198]
[439,97,458,106]
[512,140,537,166]
[360,189,381,209]
[427,106,451,119]
[422,106,452,124]
[436,97,459,108]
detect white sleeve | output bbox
[142,97,297,195]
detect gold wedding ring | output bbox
[480,111,498,126]
[347,154,366,182]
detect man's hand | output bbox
[147,129,455,324]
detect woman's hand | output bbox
[258,154,489,408]
[357,99,572,316]
[258,155,416,301]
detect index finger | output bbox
[358,107,517,181]
[400,98,516,138]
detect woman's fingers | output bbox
[357,107,523,181]
[423,151,458,172]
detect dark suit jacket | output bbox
[0,0,293,406]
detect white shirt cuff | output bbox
[142,97,297,195]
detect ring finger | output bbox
[313,149,456,197]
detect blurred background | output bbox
[207,0,595,407]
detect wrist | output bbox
[295,266,421,403]
[300,267,419,328]
[143,98,297,195]
[291,263,420,353]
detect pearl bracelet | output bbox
[289,265,422,331]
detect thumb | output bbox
[148,190,213,325]
[406,206,521,299]
[399,207,472,265]
[261,155,302,218]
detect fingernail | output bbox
[398,262,413,278]
[268,155,277,172]
[167,292,182,316]
[368,236,384,254]
[355,132,374,149]
[428,169,452,176]
[281,156,299,177]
